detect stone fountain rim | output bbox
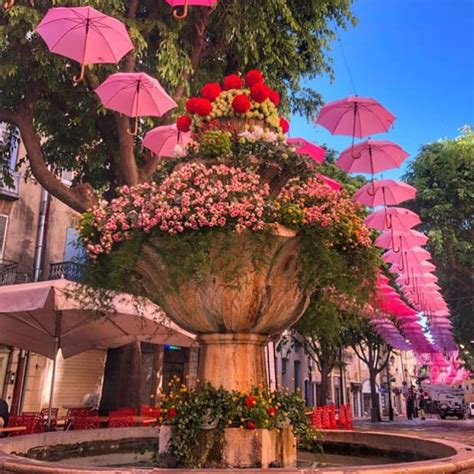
[0,427,473,473]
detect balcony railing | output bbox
[0,172,20,200]
[0,259,30,286]
[48,261,85,282]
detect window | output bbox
[0,215,8,259]
[294,360,301,394]
[281,357,288,375]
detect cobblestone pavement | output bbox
[354,417,474,446]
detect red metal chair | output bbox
[8,413,43,435]
[65,408,96,431]
[71,416,100,430]
[328,404,337,429]
[344,403,353,430]
[321,406,330,429]
[310,407,323,429]
[108,416,136,428]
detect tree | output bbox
[349,319,391,422]
[0,0,357,412]
[403,127,474,368]
[295,294,356,406]
[0,0,356,210]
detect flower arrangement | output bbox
[178,69,288,136]
[154,378,314,468]
[81,163,268,258]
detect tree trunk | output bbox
[369,368,381,422]
[317,364,331,407]
[99,342,143,415]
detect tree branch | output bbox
[15,107,97,213]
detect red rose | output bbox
[250,83,270,103]
[280,117,290,133]
[167,407,177,418]
[223,74,243,90]
[267,407,277,417]
[176,115,192,132]
[268,90,280,106]
[193,98,213,117]
[232,95,252,114]
[246,420,257,430]
[245,395,257,408]
[245,69,264,88]
[201,82,222,101]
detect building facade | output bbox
[0,125,198,416]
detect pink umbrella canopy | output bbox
[353,179,416,207]
[316,96,396,138]
[287,137,326,163]
[316,173,342,191]
[398,260,436,274]
[165,0,218,19]
[375,229,428,251]
[364,207,421,232]
[36,6,134,82]
[95,72,177,135]
[337,140,408,174]
[383,246,431,265]
[143,124,191,158]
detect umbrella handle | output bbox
[72,64,86,84]
[173,0,189,19]
[127,117,139,136]
[397,251,405,272]
[392,232,401,254]
[350,135,362,159]
[367,178,376,196]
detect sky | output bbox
[291,0,474,180]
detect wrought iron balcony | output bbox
[0,172,20,200]
[48,261,85,282]
[0,259,30,286]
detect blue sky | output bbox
[291,0,474,180]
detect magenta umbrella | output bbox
[165,0,218,19]
[375,229,428,252]
[143,124,191,158]
[316,173,342,191]
[398,260,436,275]
[364,207,421,232]
[337,139,408,173]
[353,179,416,207]
[36,6,134,83]
[287,138,325,163]
[95,72,177,135]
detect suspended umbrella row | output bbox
[315,95,464,364]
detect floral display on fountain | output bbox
[81,70,372,264]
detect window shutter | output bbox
[0,215,8,259]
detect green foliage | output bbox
[199,130,232,157]
[158,380,316,468]
[403,126,474,368]
[0,0,355,191]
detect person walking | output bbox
[406,394,414,420]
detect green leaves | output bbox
[403,127,474,368]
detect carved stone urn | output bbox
[136,224,310,391]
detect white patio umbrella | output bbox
[0,279,196,425]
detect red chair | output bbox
[8,413,43,435]
[321,406,330,429]
[141,405,151,415]
[65,408,96,431]
[71,416,99,430]
[344,404,353,430]
[310,407,323,429]
[328,405,337,429]
[115,408,137,416]
[108,416,135,428]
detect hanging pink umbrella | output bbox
[364,207,421,232]
[353,179,416,207]
[375,229,428,252]
[383,246,431,265]
[166,0,218,19]
[316,96,395,138]
[337,140,408,173]
[398,260,436,274]
[287,138,326,163]
[36,6,134,83]
[95,72,177,135]
[143,124,191,158]
[316,173,342,191]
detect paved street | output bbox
[355,417,474,446]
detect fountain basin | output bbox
[0,427,473,473]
